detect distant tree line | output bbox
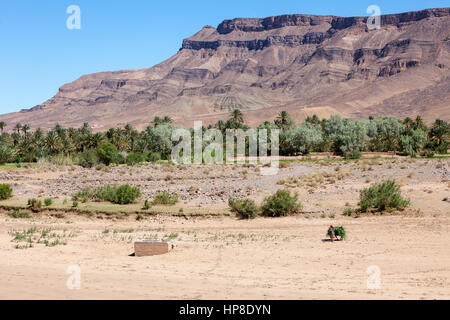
[0,110,448,166]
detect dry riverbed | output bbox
[0,157,449,299]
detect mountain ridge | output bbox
[1,7,449,131]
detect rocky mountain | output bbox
[1,7,449,131]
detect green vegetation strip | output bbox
[0,204,231,218]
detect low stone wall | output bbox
[134,241,175,257]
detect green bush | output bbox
[359,180,410,212]
[77,150,99,168]
[73,184,141,205]
[343,207,353,216]
[142,200,151,210]
[39,154,73,166]
[152,190,178,205]
[8,210,31,219]
[126,152,146,166]
[261,190,302,217]
[72,201,78,208]
[115,152,126,165]
[96,143,119,166]
[0,184,13,200]
[94,185,118,202]
[27,198,42,210]
[228,198,259,219]
[112,184,141,204]
[344,151,361,159]
[72,187,94,203]
[399,129,428,157]
[44,198,53,206]
[148,152,162,163]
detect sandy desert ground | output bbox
[0,157,449,299]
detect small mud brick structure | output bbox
[134,240,175,257]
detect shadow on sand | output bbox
[321,239,343,242]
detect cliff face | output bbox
[1,8,449,131]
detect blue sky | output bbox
[0,0,447,114]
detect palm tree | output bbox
[124,124,133,135]
[90,132,104,149]
[80,123,91,135]
[135,139,148,153]
[44,131,62,154]
[21,124,30,135]
[67,127,76,139]
[151,116,162,127]
[415,116,427,132]
[230,109,244,124]
[215,120,225,131]
[32,128,44,145]
[275,111,294,130]
[306,114,320,126]
[162,116,173,125]
[430,119,449,146]
[403,117,414,134]
[0,122,6,134]
[14,123,22,135]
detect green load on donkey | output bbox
[327,225,346,241]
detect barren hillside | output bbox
[1,7,449,131]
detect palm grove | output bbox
[0,111,448,166]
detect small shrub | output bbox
[72,201,78,208]
[115,153,126,165]
[44,198,53,206]
[0,184,13,200]
[424,150,435,158]
[72,188,93,203]
[27,198,42,210]
[96,143,119,166]
[77,150,99,168]
[126,152,146,166]
[142,200,151,210]
[73,184,141,205]
[112,184,141,204]
[359,180,410,212]
[344,151,361,160]
[228,198,259,219]
[148,152,162,163]
[152,190,178,205]
[39,154,73,166]
[343,207,353,216]
[8,210,30,219]
[50,213,65,219]
[261,190,302,217]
